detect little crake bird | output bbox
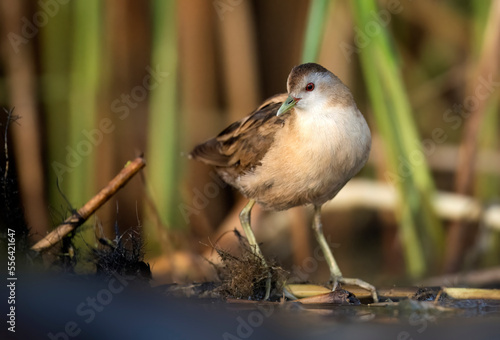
[190,63,377,302]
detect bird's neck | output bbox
[293,104,371,163]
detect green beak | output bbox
[277,95,300,116]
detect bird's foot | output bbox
[331,277,378,303]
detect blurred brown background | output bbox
[0,0,499,286]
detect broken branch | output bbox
[31,156,146,252]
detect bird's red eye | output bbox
[305,83,315,91]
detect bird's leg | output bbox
[311,205,342,288]
[239,199,271,300]
[312,205,378,303]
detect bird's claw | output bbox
[331,276,379,303]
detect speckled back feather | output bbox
[189,99,292,182]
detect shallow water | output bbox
[13,273,500,340]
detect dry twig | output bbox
[31,157,146,252]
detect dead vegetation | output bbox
[210,230,288,300]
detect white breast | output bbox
[239,104,371,209]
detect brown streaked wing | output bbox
[190,97,290,176]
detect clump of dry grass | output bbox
[211,230,288,300]
[93,228,151,282]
